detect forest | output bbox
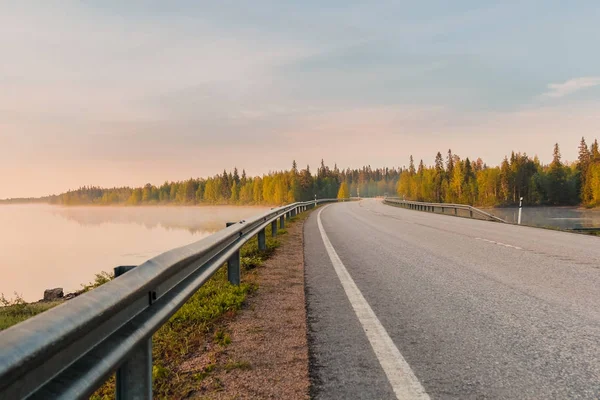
[3,138,599,208]
[397,138,600,207]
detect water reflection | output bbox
[486,207,600,229]
[50,205,269,234]
[0,204,269,301]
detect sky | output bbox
[1,1,599,198]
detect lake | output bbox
[485,206,600,230]
[0,204,270,302]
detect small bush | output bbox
[81,271,114,293]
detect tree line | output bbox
[1,138,598,208]
[14,161,398,206]
[396,138,600,207]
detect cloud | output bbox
[543,77,600,98]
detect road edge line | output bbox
[316,205,430,400]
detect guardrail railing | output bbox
[0,199,336,399]
[383,197,506,223]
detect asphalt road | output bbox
[304,199,600,399]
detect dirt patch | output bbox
[187,214,310,399]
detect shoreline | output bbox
[0,202,281,208]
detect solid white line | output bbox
[316,206,430,400]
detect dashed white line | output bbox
[475,237,522,250]
[317,206,430,400]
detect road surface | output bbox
[304,199,600,399]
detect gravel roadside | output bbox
[186,213,311,399]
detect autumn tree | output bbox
[337,181,350,200]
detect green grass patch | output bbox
[213,330,232,347]
[0,294,62,331]
[223,360,252,372]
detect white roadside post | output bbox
[518,197,523,225]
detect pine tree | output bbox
[233,167,240,184]
[591,139,600,162]
[409,156,416,175]
[446,149,454,176]
[319,159,327,179]
[548,143,567,205]
[500,157,512,203]
[578,137,591,202]
[434,152,445,202]
[435,152,444,172]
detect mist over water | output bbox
[0,204,269,301]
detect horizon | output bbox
[2,137,589,201]
[2,2,599,198]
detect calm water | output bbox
[0,204,269,301]
[486,207,600,230]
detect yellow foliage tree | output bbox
[337,181,350,200]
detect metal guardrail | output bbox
[383,197,506,223]
[0,199,337,399]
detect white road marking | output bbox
[475,237,522,250]
[317,206,430,400]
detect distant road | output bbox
[304,199,600,399]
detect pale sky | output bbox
[1,1,599,198]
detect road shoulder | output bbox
[183,212,311,399]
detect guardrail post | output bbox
[116,339,152,400]
[454,208,458,216]
[227,250,241,285]
[225,223,241,285]
[279,215,285,229]
[114,265,152,400]
[442,206,445,213]
[258,228,266,251]
[470,209,473,218]
[271,220,278,237]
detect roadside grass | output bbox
[0,272,114,331]
[0,208,312,399]
[90,222,286,399]
[0,295,62,330]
